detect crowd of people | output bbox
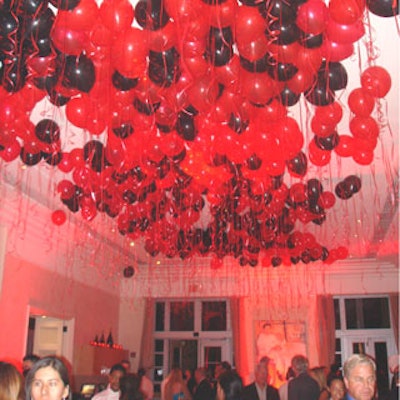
[0,353,398,400]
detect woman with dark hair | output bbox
[25,356,70,400]
[0,361,24,400]
[216,371,243,400]
[119,374,143,400]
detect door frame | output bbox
[26,305,74,363]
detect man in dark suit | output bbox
[193,367,215,400]
[288,355,320,400]
[242,358,280,400]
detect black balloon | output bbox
[307,178,323,200]
[258,0,298,22]
[83,140,107,172]
[278,86,300,106]
[206,26,234,67]
[0,10,19,36]
[42,151,62,166]
[267,20,300,45]
[20,148,42,166]
[133,97,160,115]
[344,175,362,194]
[62,54,95,93]
[123,266,135,278]
[134,0,170,30]
[317,61,348,91]
[367,0,399,17]
[49,0,81,10]
[314,131,339,150]
[176,112,197,141]
[298,30,323,48]
[267,61,298,81]
[112,122,134,139]
[112,70,138,91]
[228,111,249,133]
[335,181,353,199]
[304,84,335,106]
[0,56,27,92]
[286,151,307,176]
[35,119,60,143]
[148,47,181,86]
[240,53,272,73]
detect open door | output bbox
[30,316,74,361]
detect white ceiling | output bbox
[0,1,398,278]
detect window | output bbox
[344,297,390,329]
[170,302,194,331]
[334,295,397,399]
[202,301,227,331]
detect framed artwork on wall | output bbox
[255,320,307,387]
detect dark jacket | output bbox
[288,373,320,400]
[242,382,280,400]
[193,378,215,400]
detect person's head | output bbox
[343,354,376,400]
[215,362,232,380]
[22,355,40,378]
[217,371,243,400]
[291,355,309,376]
[25,356,70,400]
[286,367,296,380]
[121,360,131,373]
[119,374,143,400]
[194,367,207,384]
[108,364,126,392]
[254,360,269,388]
[0,361,24,400]
[310,366,328,390]
[328,378,346,400]
[137,368,145,378]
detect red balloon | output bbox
[235,5,266,43]
[66,95,92,129]
[349,116,379,141]
[311,116,337,138]
[314,102,343,125]
[52,210,67,226]
[348,88,375,116]
[0,139,21,162]
[321,40,354,61]
[56,0,99,32]
[325,18,365,44]
[352,147,373,165]
[148,22,177,52]
[58,152,75,173]
[318,191,336,208]
[57,180,76,200]
[295,47,323,73]
[51,23,89,55]
[111,28,148,78]
[240,70,282,105]
[187,76,220,113]
[361,66,392,98]
[335,135,355,157]
[329,0,365,24]
[308,140,331,166]
[287,68,315,94]
[296,0,329,35]
[99,0,134,34]
[236,36,269,62]
[207,0,237,27]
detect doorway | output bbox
[26,314,74,362]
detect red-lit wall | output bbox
[0,252,120,369]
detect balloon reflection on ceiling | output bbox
[0,0,398,268]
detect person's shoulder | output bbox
[242,382,256,392]
[92,389,109,400]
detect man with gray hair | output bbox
[343,354,377,400]
[288,355,320,400]
[242,357,280,400]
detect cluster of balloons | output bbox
[0,0,397,267]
